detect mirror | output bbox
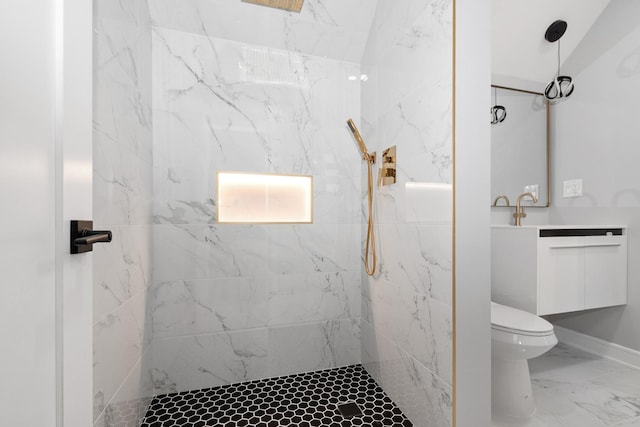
[490,85,550,207]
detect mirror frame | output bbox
[490,84,551,208]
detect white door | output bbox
[0,1,93,426]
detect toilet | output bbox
[491,301,558,423]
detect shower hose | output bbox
[364,154,376,276]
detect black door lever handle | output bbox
[70,220,112,254]
[74,229,112,246]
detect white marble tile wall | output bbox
[152,329,269,394]
[93,0,154,425]
[360,0,454,426]
[150,25,362,393]
[148,0,378,63]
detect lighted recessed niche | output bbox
[217,172,313,223]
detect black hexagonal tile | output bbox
[140,365,413,427]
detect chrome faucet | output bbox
[513,192,538,226]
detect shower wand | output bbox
[347,119,375,163]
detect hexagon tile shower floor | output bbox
[141,365,413,426]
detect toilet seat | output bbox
[491,302,554,337]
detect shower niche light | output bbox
[217,172,313,223]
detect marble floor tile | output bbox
[522,343,640,427]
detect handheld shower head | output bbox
[346,118,369,156]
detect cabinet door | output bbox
[584,236,627,309]
[538,237,585,315]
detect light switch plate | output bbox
[524,184,539,200]
[563,179,583,198]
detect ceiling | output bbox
[492,0,611,87]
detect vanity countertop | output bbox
[491,224,627,230]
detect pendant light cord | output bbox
[557,40,561,77]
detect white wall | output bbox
[1,1,94,426]
[547,0,640,352]
[0,2,57,425]
[61,1,94,425]
[455,0,492,426]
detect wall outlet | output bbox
[524,184,539,200]
[563,179,583,198]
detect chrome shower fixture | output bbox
[241,0,304,13]
[544,20,574,101]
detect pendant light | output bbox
[491,86,506,125]
[544,20,574,101]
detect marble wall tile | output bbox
[93,289,149,419]
[94,0,153,425]
[151,29,362,224]
[94,10,153,227]
[373,86,452,185]
[376,224,453,306]
[151,27,361,117]
[95,0,140,24]
[404,182,453,224]
[93,225,151,322]
[152,277,268,339]
[93,412,105,427]
[364,290,450,385]
[395,294,452,384]
[93,130,153,226]
[152,329,269,395]
[268,271,360,326]
[266,224,359,274]
[152,116,362,225]
[361,320,452,427]
[98,347,154,427]
[152,110,268,225]
[267,319,361,378]
[363,259,452,383]
[374,37,451,125]
[148,0,378,62]
[312,174,361,225]
[150,13,363,394]
[396,347,453,427]
[360,0,453,425]
[153,224,269,282]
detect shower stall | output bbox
[92,1,454,426]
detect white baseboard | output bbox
[554,325,640,370]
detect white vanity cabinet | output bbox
[492,226,627,316]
